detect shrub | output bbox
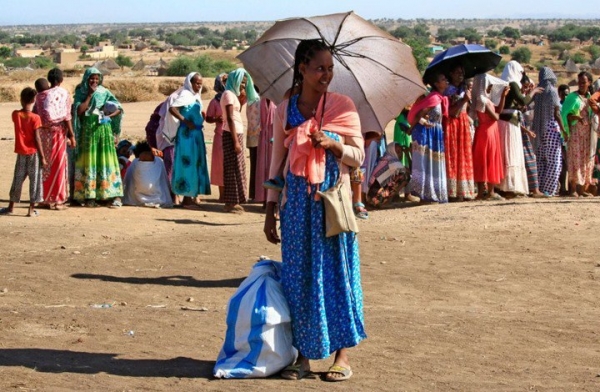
[499,45,510,55]
[571,52,587,64]
[158,79,182,96]
[494,59,507,74]
[165,56,198,77]
[511,47,532,64]
[486,39,498,49]
[165,55,236,77]
[115,54,134,68]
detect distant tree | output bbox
[244,30,257,43]
[390,26,414,39]
[33,56,54,69]
[499,45,510,55]
[502,27,521,39]
[115,54,133,68]
[494,59,507,74]
[511,46,532,64]
[436,28,459,43]
[165,56,197,76]
[486,39,498,49]
[487,30,501,38]
[223,28,244,41]
[80,45,89,54]
[59,34,78,46]
[413,23,429,39]
[376,24,387,32]
[4,57,29,68]
[210,37,223,49]
[0,46,12,58]
[86,34,101,47]
[196,27,211,36]
[405,37,430,72]
[462,27,482,43]
[571,52,587,64]
[585,45,600,61]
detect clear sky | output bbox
[1,0,599,25]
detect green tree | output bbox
[0,46,12,58]
[115,54,134,68]
[165,56,197,76]
[86,34,101,47]
[80,45,89,54]
[502,27,521,39]
[33,56,54,69]
[571,52,587,64]
[223,28,244,41]
[405,37,430,72]
[485,39,498,49]
[499,45,510,54]
[511,46,532,64]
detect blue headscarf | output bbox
[225,68,259,105]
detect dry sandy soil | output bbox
[0,95,600,391]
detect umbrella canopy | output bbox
[237,11,426,133]
[423,44,501,85]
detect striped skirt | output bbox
[222,132,247,205]
[521,132,539,192]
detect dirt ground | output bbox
[0,98,599,392]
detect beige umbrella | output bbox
[237,11,426,133]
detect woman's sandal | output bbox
[0,207,13,215]
[85,200,97,208]
[280,364,309,380]
[110,199,123,209]
[353,202,369,220]
[324,365,353,382]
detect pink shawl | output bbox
[283,92,361,185]
[35,87,72,125]
[407,90,448,126]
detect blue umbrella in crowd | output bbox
[423,44,502,84]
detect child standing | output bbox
[1,87,47,217]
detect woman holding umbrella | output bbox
[264,39,366,382]
[443,64,475,201]
[407,72,450,203]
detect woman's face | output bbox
[88,74,100,89]
[239,76,247,97]
[300,49,334,94]
[578,74,590,94]
[433,74,449,92]
[191,75,203,94]
[449,66,464,85]
[559,87,570,101]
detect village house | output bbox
[54,48,79,68]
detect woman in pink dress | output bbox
[254,97,277,204]
[471,73,510,200]
[205,74,226,201]
[35,68,76,210]
[561,71,600,197]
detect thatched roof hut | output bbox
[132,59,146,71]
[564,59,579,74]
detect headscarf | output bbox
[385,141,401,161]
[225,68,260,105]
[213,73,226,101]
[470,73,508,117]
[501,60,524,88]
[72,67,123,153]
[156,72,202,150]
[593,79,600,93]
[532,67,561,139]
[281,92,361,186]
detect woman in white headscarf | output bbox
[471,73,510,200]
[157,72,210,208]
[497,61,541,197]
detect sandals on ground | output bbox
[0,207,13,215]
[353,202,369,220]
[325,365,353,382]
[280,364,310,380]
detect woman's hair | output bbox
[290,39,331,95]
[578,71,594,95]
[520,74,531,86]
[133,140,151,158]
[47,68,63,86]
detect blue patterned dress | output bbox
[171,101,211,196]
[409,103,448,202]
[279,95,366,360]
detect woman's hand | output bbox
[184,119,196,130]
[234,142,243,154]
[311,130,336,149]
[68,136,77,149]
[264,202,280,244]
[529,86,544,96]
[503,86,510,96]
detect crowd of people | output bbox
[3,42,600,383]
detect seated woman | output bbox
[366,142,410,208]
[122,140,173,208]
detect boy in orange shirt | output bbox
[1,87,47,217]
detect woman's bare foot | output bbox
[325,348,352,381]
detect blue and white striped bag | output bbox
[213,260,297,378]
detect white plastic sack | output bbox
[213,260,297,378]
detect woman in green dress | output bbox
[72,67,123,207]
